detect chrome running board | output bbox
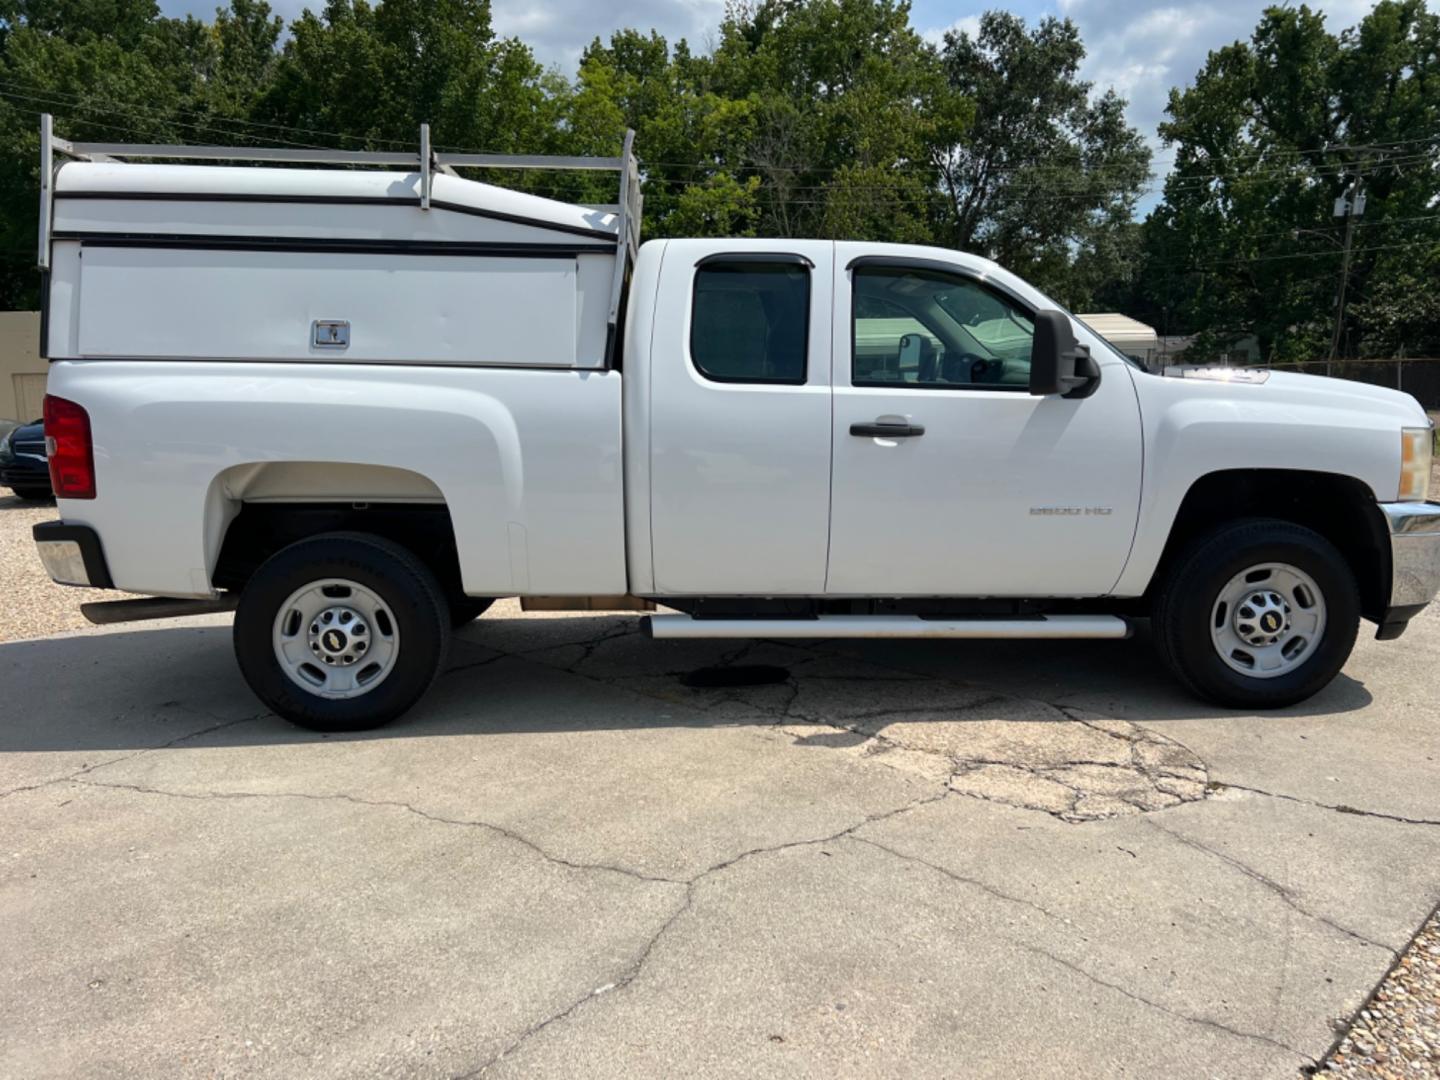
[644,614,1130,640]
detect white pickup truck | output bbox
[29,118,1440,730]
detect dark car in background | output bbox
[0,420,51,501]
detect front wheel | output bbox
[1153,519,1359,709]
[234,532,451,731]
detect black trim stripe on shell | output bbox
[54,231,613,259]
[54,190,620,243]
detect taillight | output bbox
[43,395,96,499]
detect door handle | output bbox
[850,421,925,438]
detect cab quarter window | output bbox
[852,266,1035,390]
[690,261,810,384]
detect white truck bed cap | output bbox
[54,162,620,240]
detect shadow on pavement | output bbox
[0,611,1374,757]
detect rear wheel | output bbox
[1153,519,1359,709]
[11,487,51,502]
[234,532,450,731]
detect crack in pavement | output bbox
[479,624,1216,824]
[1211,781,1440,828]
[456,785,955,1077]
[55,733,985,1080]
[1013,941,1317,1065]
[20,618,1431,1077]
[0,712,264,802]
[447,621,1433,838]
[70,777,688,886]
[846,833,1072,926]
[1141,819,1396,955]
[453,884,697,1080]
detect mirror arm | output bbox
[1060,345,1101,399]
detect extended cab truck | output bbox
[28,117,1440,731]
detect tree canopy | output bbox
[0,0,1436,360]
[1138,0,1440,360]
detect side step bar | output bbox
[644,614,1130,641]
[81,596,238,626]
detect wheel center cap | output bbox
[1233,590,1291,647]
[308,606,370,665]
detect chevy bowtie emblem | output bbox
[323,630,346,651]
[1261,612,1281,632]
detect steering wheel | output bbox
[940,352,991,384]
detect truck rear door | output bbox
[644,240,835,595]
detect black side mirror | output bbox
[1029,310,1101,398]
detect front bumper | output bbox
[1376,501,1440,639]
[0,458,50,490]
[32,521,113,588]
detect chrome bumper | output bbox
[1381,501,1440,607]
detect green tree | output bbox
[1144,0,1440,361]
[0,0,282,306]
[255,0,553,153]
[936,12,1150,306]
[708,0,968,241]
[563,30,760,236]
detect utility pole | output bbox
[1328,173,1364,377]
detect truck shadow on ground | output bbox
[0,612,1375,822]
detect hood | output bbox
[1162,367,1429,427]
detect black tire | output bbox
[1153,518,1360,709]
[11,487,52,502]
[448,595,495,628]
[233,532,450,731]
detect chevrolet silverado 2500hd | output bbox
[28,118,1440,730]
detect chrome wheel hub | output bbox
[272,579,399,699]
[1210,562,1326,679]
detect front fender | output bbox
[1113,377,1401,596]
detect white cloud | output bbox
[921,13,981,48]
[1055,0,1382,207]
[489,0,725,72]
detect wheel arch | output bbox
[1145,469,1391,622]
[207,464,465,602]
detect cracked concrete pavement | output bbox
[2,600,1439,1078]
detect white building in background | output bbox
[1077,313,1159,367]
[0,311,46,421]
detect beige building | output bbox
[0,311,46,422]
[1076,312,1160,367]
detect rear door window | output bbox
[690,260,810,384]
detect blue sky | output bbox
[159,0,1378,210]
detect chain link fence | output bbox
[1248,358,1440,410]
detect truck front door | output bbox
[826,252,1143,597]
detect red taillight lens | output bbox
[44,395,96,499]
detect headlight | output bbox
[1400,426,1433,501]
[0,433,9,455]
